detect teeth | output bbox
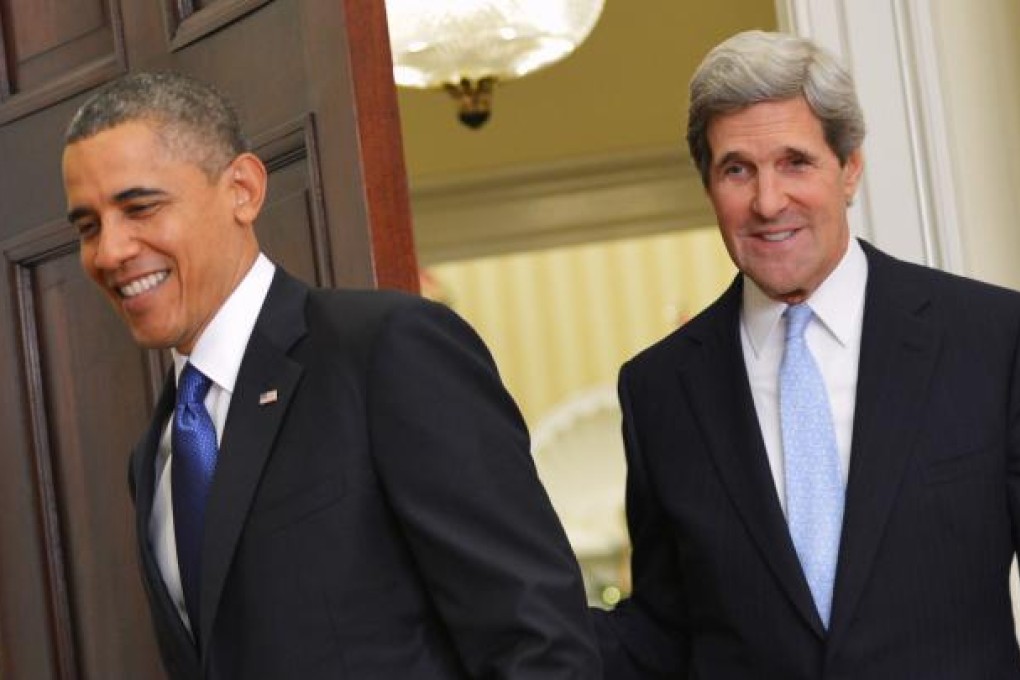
[119,271,169,298]
[762,230,795,242]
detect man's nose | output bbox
[91,218,139,271]
[751,171,789,219]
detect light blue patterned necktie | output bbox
[781,303,844,628]
[172,362,217,641]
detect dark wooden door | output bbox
[0,1,416,677]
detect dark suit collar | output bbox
[681,241,942,640]
[133,372,201,672]
[827,240,941,644]
[680,276,828,637]
[198,267,309,664]
[133,371,174,535]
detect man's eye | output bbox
[723,164,748,177]
[785,155,812,170]
[74,220,99,240]
[125,202,159,218]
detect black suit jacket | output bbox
[596,241,1020,678]
[130,268,600,679]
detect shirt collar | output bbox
[741,237,868,357]
[172,253,276,391]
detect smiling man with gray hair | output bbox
[594,30,1020,678]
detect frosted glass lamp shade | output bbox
[386,0,605,87]
[385,0,605,128]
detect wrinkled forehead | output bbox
[61,121,213,214]
[707,99,829,156]
[65,118,227,192]
[64,119,167,169]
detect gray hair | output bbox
[64,71,249,179]
[687,30,865,186]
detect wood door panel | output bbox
[0,0,126,124]
[166,0,273,50]
[0,1,414,676]
[4,226,166,679]
[32,251,167,679]
[257,162,327,287]
[254,116,333,287]
[8,0,105,60]
[154,0,307,138]
[0,271,61,678]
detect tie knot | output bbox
[178,363,212,406]
[785,303,813,341]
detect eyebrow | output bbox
[714,146,818,169]
[66,187,168,224]
[113,187,168,203]
[714,151,746,169]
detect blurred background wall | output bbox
[393,0,1020,603]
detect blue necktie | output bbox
[172,363,217,639]
[781,304,844,627]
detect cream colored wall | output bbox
[398,2,778,181]
[397,7,778,398]
[429,228,735,425]
[397,4,770,577]
[931,0,1020,289]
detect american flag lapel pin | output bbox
[259,389,279,406]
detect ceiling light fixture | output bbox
[385,0,606,129]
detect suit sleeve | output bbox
[1006,321,1020,553]
[365,297,601,679]
[591,363,690,678]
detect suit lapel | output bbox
[132,372,201,670]
[133,371,173,546]
[828,243,941,644]
[679,278,826,637]
[198,269,308,660]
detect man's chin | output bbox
[756,280,809,305]
[773,289,809,305]
[127,327,177,351]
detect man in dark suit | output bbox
[595,30,1020,678]
[61,72,600,679]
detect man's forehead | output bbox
[63,121,166,170]
[62,130,186,212]
[714,143,816,164]
[709,100,826,151]
[71,116,163,143]
[64,120,219,182]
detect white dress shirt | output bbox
[150,253,275,632]
[740,238,868,515]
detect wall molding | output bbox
[0,0,126,125]
[166,0,273,51]
[775,0,963,272]
[895,0,964,273]
[411,147,716,264]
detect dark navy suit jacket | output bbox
[597,241,1020,678]
[130,268,601,679]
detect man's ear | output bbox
[227,152,268,226]
[843,147,864,204]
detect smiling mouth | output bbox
[118,271,169,298]
[760,229,797,243]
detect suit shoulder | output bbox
[623,284,736,379]
[624,325,693,375]
[303,287,480,351]
[932,269,1020,308]
[307,287,421,325]
[864,240,1017,302]
[877,252,1020,321]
